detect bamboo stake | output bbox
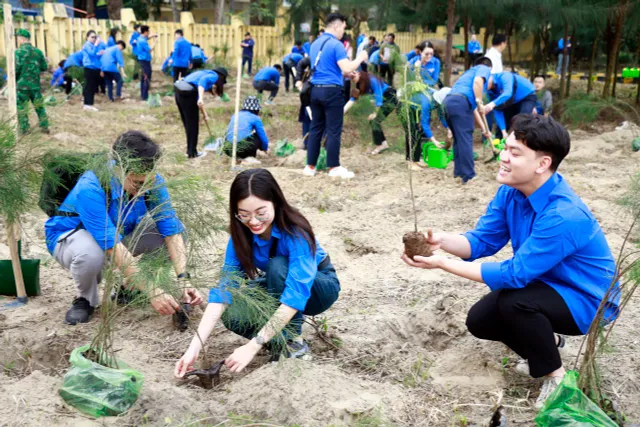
[7,224,27,302]
[230,56,242,170]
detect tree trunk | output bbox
[463,15,470,70]
[169,0,179,22]
[612,48,620,97]
[541,26,549,76]
[483,15,493,54]
[214,0,225,24]
[603,0,628,98]
[86,0,95,17]
[565,27,575,98]
[106,0,122,19]
[587,32,600,95]
[444,0,457,86]
[559,21,569,100]
[530,30,541,81]
[506,22,513,71]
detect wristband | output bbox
[177,272,191,280]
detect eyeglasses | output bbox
[235,211,270,224]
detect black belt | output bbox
[318,255,331,270]
[314,84,342,88]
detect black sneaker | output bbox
[65,297,94,325]
[111,286,143,306]
[172,303,191,332]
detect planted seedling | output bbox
[184,359,225,389]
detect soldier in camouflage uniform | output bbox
[15,29,49,134]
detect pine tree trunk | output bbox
[612,48,620,97]
[565,27,575,98]
[541,26,549,75]
[214,0,225,24]
[603,0,628,98]
[107,0,122,19]
[530,30,540,81]
[463,15,470,70]
[444,0,457,86]
[170,0,180,22]
[506,22,513,71]
[559,21,569,100]
[587,32,600,94]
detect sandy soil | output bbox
[0,72,639,427]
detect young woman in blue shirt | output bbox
[81,30,105,111]
[175,169,340,375]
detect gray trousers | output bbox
[53,226,165,307]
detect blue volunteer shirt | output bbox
[420,56,441,86]
[242,38,255,57]
[284,53,304,65]
[468,40,481,53]
[254,67,281,85]
[191,45,207,62]
[369,50,381,65]
[44,171,184,255]
[450,65,491,109]
[64,51,83,69]
[225,110,269,151]
[161,56,172,76]
[136,36,152,62]
[184,70,219,91]
[208,225,328,311]
[309,33,348,86]
[82,41,102,70]
[463,173,619,334]
[129,31,140,56]
[303,41,311,56]
[107,36,116,48]
[172,37,192,68]
[488,73,536,130]
[406,51,419,62]
[411,91,448,139]
[51,67,65,87]
[100,45,124,73]
[367,76,389,107]
[292,45,303,55]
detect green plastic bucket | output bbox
[622,68,632,79]
[0,242,41,297]
[427,145,453,169]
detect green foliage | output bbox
[124,0,149,20]
[560,93,640,129]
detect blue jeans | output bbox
[242,56,253,75]
[307,86,345,168]
[221,256,340,342]
[556,54,569,75]
[444,94,476,182]
[139,60,152,101]
[103,71,122,101]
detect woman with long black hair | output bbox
[345,71,398,155]
[107,28,119,47]
[81,30,104,111]
[174,169,340,375]
[174,67,227,159]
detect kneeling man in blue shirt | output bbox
[45,131,203,325]
[402,115,619,410]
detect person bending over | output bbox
[402,114,619,409]
[223,96,270,162]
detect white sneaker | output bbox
[83,105,99,111]
[241,156,261,165]
[195,151,208,159]
[303,165,316,176]
[535,375,563,409]
[328,166,354,179]
[514,335,566,378]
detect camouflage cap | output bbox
[16,28,31,39]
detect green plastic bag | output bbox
[147,94,162,108]
[59,345,144,417]
[316,147,328,171]
[632,137,640,152]
[535,371,617,427]
[275,138,296,157]
[220,93,230,103]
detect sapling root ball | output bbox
[403,231,433,259]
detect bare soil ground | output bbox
[0,71,639,427]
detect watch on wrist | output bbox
[177,272,191,280]
[254,335,266,346]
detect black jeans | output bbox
[371,87,398,146]
[64,73,73,95]
[221,256,340,343]
[175,88,200,158]
[242,55,253,75]
[253,79,279,99]
[96,73,106,94]
[283,60,295,91]
[139,60,152,101]
[173,67,188,81]
[83,68,100,106]
[379,63,395,87]
[223,133,262,159]
[307,86,345,168]
[399,104,424,162]
[497,93,538,138]
[466,281,582,378]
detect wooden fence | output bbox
[0,4,534,69]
